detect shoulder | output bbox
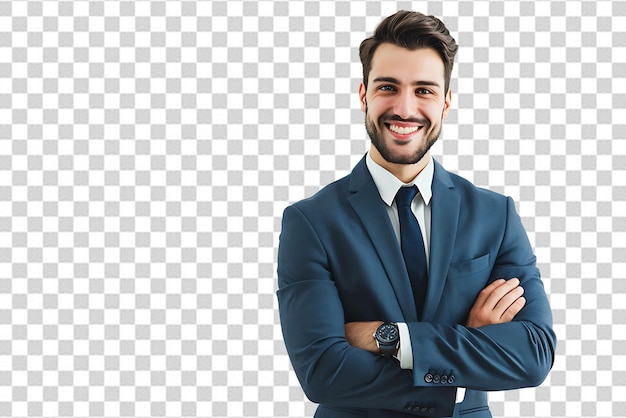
[288,173,352,216]
[433,160,512,218]
[288,156,370,215]
[435,160,508,202]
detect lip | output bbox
[385,122,423,140]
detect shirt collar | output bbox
[366,152,434,207]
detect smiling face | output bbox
[359,43,452,180]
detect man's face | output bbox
[359,43,452,166]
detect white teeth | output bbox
[389,124,420,135]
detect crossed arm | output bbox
[278,201,555,413]
[345,277,527,353]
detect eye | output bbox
[378,85,396,92]
[416,88,433,95]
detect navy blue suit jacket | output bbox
[277,156,556,417]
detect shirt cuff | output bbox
[456,388,466,403]
[396,322,413,369]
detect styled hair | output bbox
[359,11,458,93]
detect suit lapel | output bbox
[422,160,461,321]
[347,157,418,322]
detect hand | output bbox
[466,278,526,328]
[344,321,383,354]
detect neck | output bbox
[369,146,430,183]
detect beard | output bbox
[365,110,442,165]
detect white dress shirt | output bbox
[365,152,432,370]
[366,153,466,403]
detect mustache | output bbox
[380,114,430,126]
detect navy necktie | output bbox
[395,186,428,318]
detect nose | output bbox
[393,89,418,120]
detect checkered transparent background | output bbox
[0,0,625,417]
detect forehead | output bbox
[369,43,445,85]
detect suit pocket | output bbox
[447,253,490,279]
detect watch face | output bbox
[376,323,399,343]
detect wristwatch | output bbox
[373,322,400,357]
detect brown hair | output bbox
[359,11,458,93]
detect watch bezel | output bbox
[374,322,399,356]
[375,322,399,343]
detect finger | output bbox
[482,278,520,310]
[474,279,506,307]
[493,284,525,313]
[500,296,526,322]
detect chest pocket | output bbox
[447,253,490,280]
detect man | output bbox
[277,11,555,418]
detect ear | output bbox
[442,89,452,119]
[358,82,367,112]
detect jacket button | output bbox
[448,375,455,384]
[433,374,440,383]
[441,375,448,384]
[424,373,433,383]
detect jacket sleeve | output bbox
[408,196,556,390]
[277,205,457,416]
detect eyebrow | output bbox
[372,77,441,88]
